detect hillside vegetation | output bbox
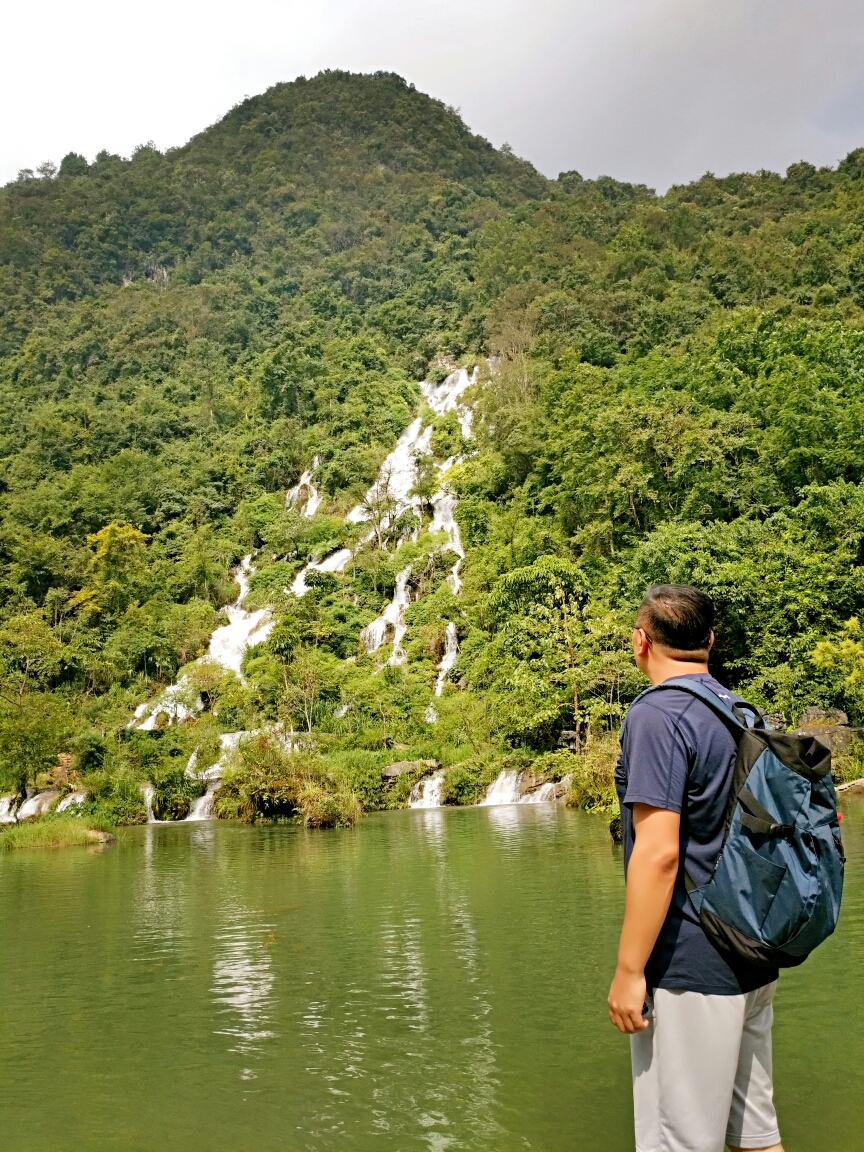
[3,70,864,822]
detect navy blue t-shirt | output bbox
[615,672,779,995]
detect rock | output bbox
[836,778,864,794]
[762,713,787,732]
[382,759,439,779]
[554,774,572,799]
[85,829,116,843]
[796,725,863,755]
[797,706,849,727]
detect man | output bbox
[609,584,783,1152]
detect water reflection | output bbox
[211,911,276,1071]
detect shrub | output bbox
[214,735,362,826]
[150,766,204,820]
[566,732,620,811]
[297,781,362,828]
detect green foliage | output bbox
[3,72,864,812]
[214,735,361,826]
[0,814,100,851]
[565,734,620,811]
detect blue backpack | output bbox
[642,678,845,969]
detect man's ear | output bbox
[708,630,715,652]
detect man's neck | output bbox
[646,657,710,686]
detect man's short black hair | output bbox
[635,584,715,653]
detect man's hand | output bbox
[608,804,680,1034]
[608,966,648,1033]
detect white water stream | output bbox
[360,566,413,663]
[286,456,322,518]
[16,791,60,820]
[434,623,459,696]
[0,796,19,823]
[408,770,445,808]
[56,791,87,812]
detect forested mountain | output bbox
[3,70,864,822]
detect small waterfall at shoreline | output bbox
[56,791,87,812]
[186,780,219,821]
[480,771,523,806]
[140,784,157,823]
[408,770,445,809]
[480,770,560,806]
[16,791,60,820]
[185,732,245,822]
[0,796,19,823]
[521,783,556,804]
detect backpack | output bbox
[639,678,845,969]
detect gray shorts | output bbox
[631,981,781,1152]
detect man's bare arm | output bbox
[607,804,680,1034]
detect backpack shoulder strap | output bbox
[637,677,765,734]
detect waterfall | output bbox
[428,489,465,593]
[520,783,556,804]
[185,732,245,821]
[480,770,560,806]
[286,459,322,518]
[359,566,413,663]
[408,770,445,808]
[140,783,157,823]
[0,796,19,823]
[16,791,60,820]
[186,779,219,821]
[56,791,87,813]
[133,555,270,728]
[292,369,475,601]
[206,556,273,677]
[434,623,459,696]
[480,771,523,806]
[290,547,352,597]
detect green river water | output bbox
[1,801,862,1152]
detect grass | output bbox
[0,815,113,851]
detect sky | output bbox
[4,0,864,191]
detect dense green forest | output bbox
[3,69,864,826]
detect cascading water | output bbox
[186,780,219,822]
[290,547,352,597]
[186,732,245,821]
[140,784,157,824]
[206,556,273,677]
[434,623,459,696]
[360,566,413,663]
[286,457,322,518]
[15,791,60,820]
[128,368,479,821]
[408,770,445,809]
[0,796,19,823]
[56,791,87,813]
[134,556,271,728]
[480,770,560,806]
[291,368,475,601]
[480,771,523,806]
[428,489,465,593]
[520,783,556,804]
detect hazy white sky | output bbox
[4,0,864,191]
